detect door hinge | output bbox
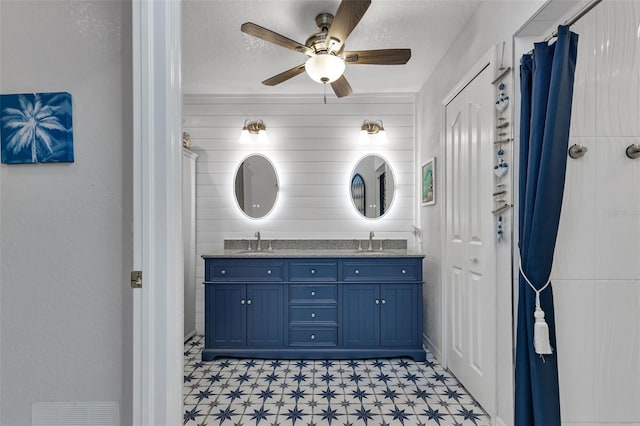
[131,270,142,289]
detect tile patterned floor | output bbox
[184,336,490,425]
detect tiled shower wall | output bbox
[551,1,640,423]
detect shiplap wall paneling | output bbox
[183,94,417,333]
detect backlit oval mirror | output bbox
[234,154,279,219]
[350,154,395,219]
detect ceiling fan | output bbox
[241,0,411,98]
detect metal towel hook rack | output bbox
[568,144,588,159]
[625,144,640,159]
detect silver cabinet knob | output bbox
[240,299,245,305]
[246,299,252,305]
[355,269,360,275]
[310,269,316,275]
[311,291,316,297]
[310,334,316,340]
[401,269,406,275]
[381,299,386,305]
[375,299,380,305]
[311,312,316,318]
[220,270,226,275]
[267,270,272,275]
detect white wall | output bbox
[415,1,547,423]
[183,94,416,333]
[0,1,132,424]
[548,1,640,423]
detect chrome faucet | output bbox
[368,231,375,252]
[255,231,262,251]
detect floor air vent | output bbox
[32,402,119,426]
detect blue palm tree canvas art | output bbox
[0,92,74,164]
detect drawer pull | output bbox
[355,269,360,275]
[310,334,316,340]
[267,270,272,275]
[310,269,316,275]
[240,299,245,305]
[220,270,226,275]
[375,299,380,305]
[247,299,252,305]
[401,269,407,275]
[311,291,316,297]
[311,312,316,318]
[381,299,386,305]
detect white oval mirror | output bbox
[234,154,279,219]
[350,154,395,219]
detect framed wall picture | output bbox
[421,158,435,206]
[0,92,74,164]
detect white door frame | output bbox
[132,0,184,424]
[440,47,502,418]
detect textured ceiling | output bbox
[182,0,483,96]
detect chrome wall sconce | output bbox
[359,119,388,144]
[239,119,268,144]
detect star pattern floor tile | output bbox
[183,336,490,425]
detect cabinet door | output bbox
[380,284,418,347]
[206,284,245,347]
[246,284,284,347]
[342,284,379,347]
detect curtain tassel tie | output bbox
[520,259,553,355]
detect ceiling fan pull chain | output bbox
[324,83,327,104]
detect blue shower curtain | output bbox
[515,25,578,426]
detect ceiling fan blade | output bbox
[241,22,313,56]
[262,64,306,86]
[326,0,371,52]
[331,75,353,98]
[344,49,412,65]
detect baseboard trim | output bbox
[184,329,197,343]
[423,333,442,361]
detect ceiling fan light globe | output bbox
[305,54,345,84]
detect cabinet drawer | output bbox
[206,260,285,282]
[342,260,418,281]
[289,261,338,282]
[289,284,337,303]
[289,306,337,324]
[289,328,337,346]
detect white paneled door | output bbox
[444,58,496,414]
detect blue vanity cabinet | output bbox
[341,284,379,347]
[341,258,422,354]
[206,283,245,347]
[341,283,419,348]
[203,255,424,361]
[203,259,286,360]
[246,284,285,347]
[288,260,338,348]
